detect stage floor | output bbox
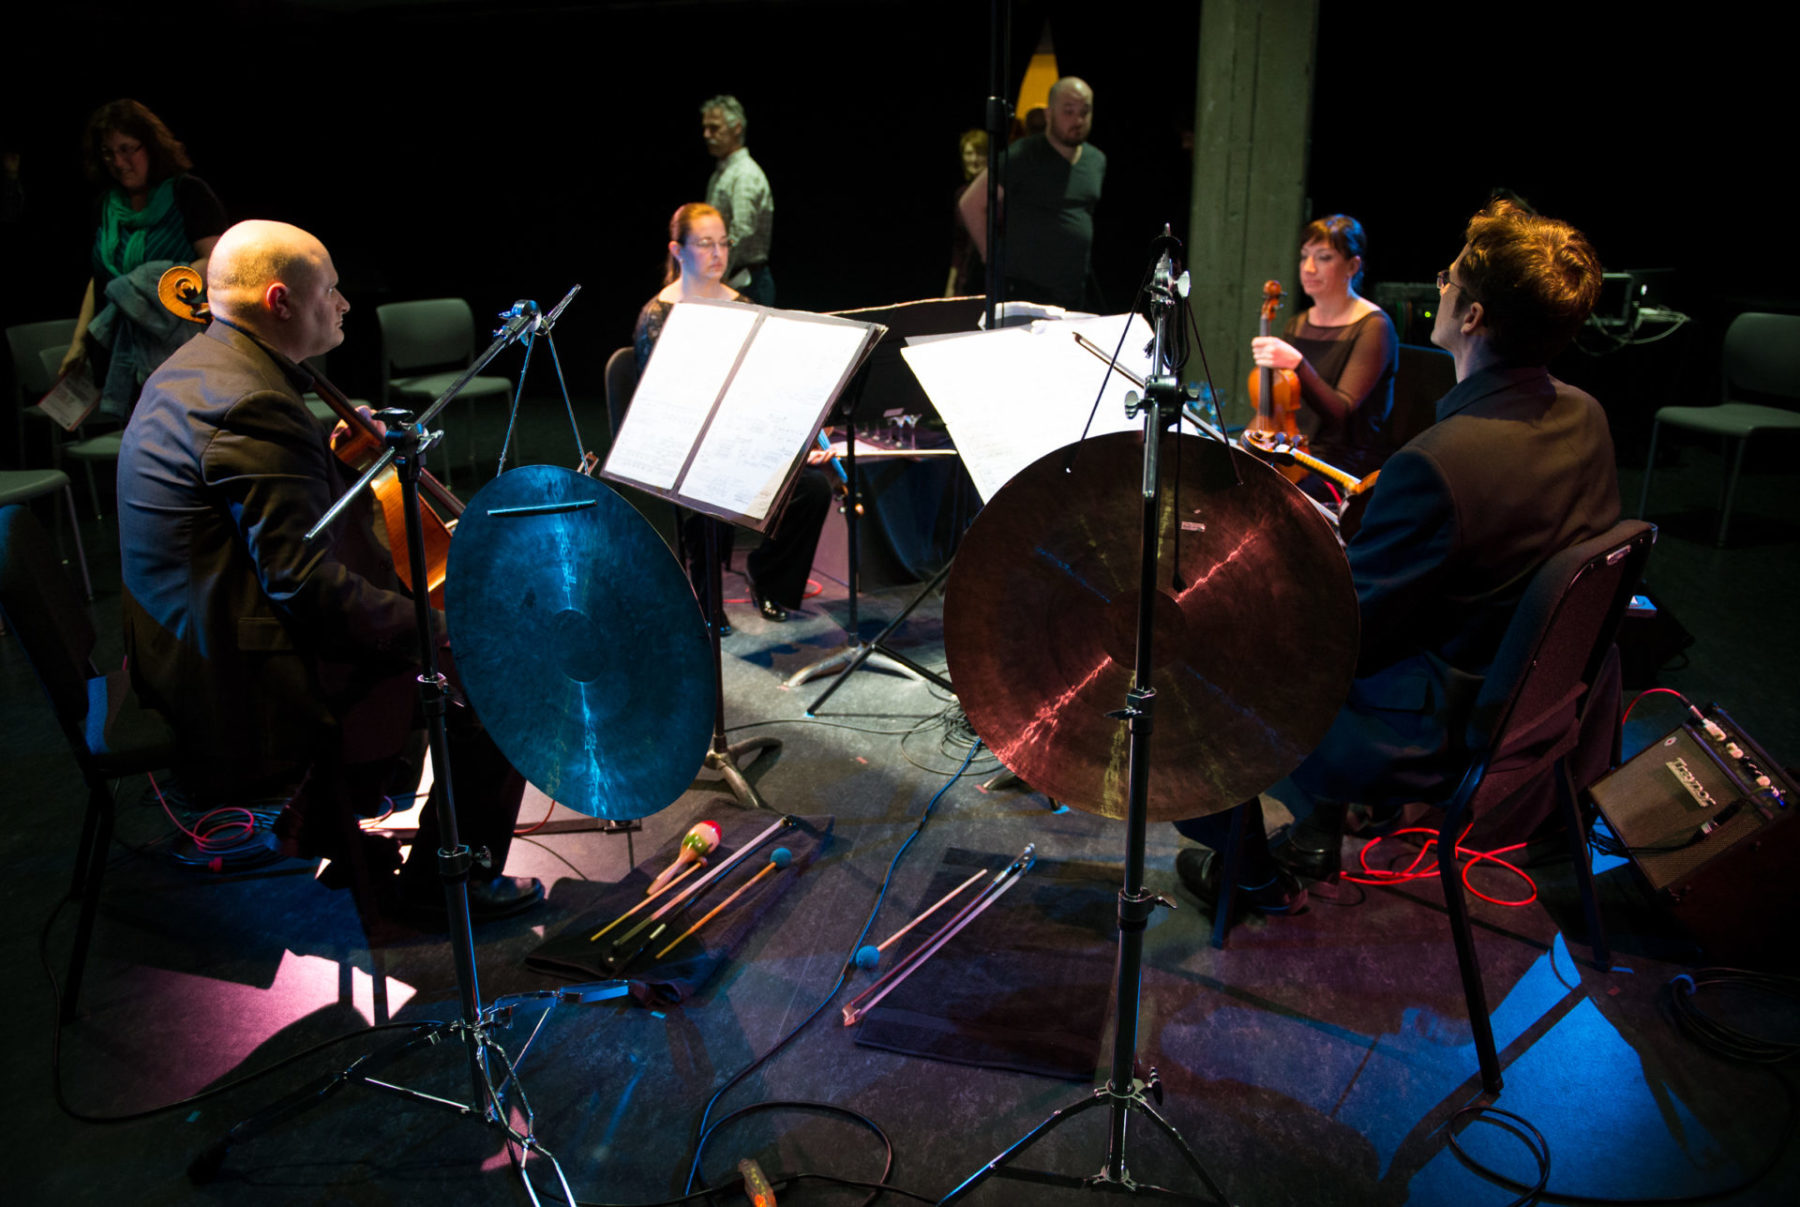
[5,415,1797,1207]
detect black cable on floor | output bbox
[1446,969,1800,1204]
[680,738,986,1201]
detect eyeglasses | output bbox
[686,237,736,251]
[101,140,144,162]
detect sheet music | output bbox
[682,314,870,520]
[901,313,1155,503]
[601,299,879,531]
[604,301,760,491]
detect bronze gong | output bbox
[944,432,1358,821]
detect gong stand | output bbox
[700,513,782,812]
[942,240,1232,1205]
[193,366,580,1203]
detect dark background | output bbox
[1,1,1781,414]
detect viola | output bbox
[156,265,462,606]
[1244,279,1306,484]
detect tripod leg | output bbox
[188,1025,447,1184]
[938,1089,1111,1203]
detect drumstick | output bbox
[843,844,1035,1026]
[607,815,794,956]
[876,868,990,953]
[653,848,791,960]
[588,858,704,942]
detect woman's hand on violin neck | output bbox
[1250,336,1302,371]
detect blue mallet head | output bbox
[770,847,793,869]
[854,944,881,971]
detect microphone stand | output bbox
[941,231,1233,1205]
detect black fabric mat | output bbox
[853,846,1117,1080]
[527,813,830,1004]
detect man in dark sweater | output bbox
[960,77,1106,311]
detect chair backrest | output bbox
[603,346,639,441]
[375,298,476,373]
[1723,312,1800,403]
[1389,343,1456,449]
[1454,519,1656,823]
[7,317,78,403]
[0,504,100,749]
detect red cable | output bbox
[1342,824,1538,907]
[1622,685,1691,726]
[148,772,256,853]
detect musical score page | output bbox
[683,314,872,521]
[602,299,880,531]
[901,313,1154,503]
[604,302,760,491]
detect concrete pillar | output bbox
[1188,0,1319,429]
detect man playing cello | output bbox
[117,219,540,920]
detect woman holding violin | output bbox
[1250,214,1398,479]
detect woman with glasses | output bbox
[632,202,831,626]
[61,99,227,417]
[1250,213,1398,479]
[632,202,743,372]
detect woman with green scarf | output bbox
[60,99,227,415]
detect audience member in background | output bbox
[959,78,1105,312]
[946,128,987,297]
[61,99,227,418]
[700,95,775,306]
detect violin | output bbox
[157,264,462,607]
[1244,280,1307,485]
[1241,429,1380,540]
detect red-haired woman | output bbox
[632,202,829,626]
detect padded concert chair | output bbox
[0,471,92,613]
[38,346,129,520]
[0,504,177,1020]
[603,346,638,442]
[1638,311,1800,546]
[375,298,515,487]
[6,317,77,466]
[1388,343,1455,449]
[1213,519,1656,1095]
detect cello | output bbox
[1244,279,1307,484]
[156,264,462,607]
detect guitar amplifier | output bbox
[1587,706,1800,969]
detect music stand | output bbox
[783,295,984,702]
[601,299,882,811]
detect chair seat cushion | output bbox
[66,432,125,461]
[0,469,72,506]
[1654,402,1800,437]
[390,372,513,402]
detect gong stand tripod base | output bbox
[194,414,569,1199]
[701,517,782,813]
[941,238,1233,1207]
